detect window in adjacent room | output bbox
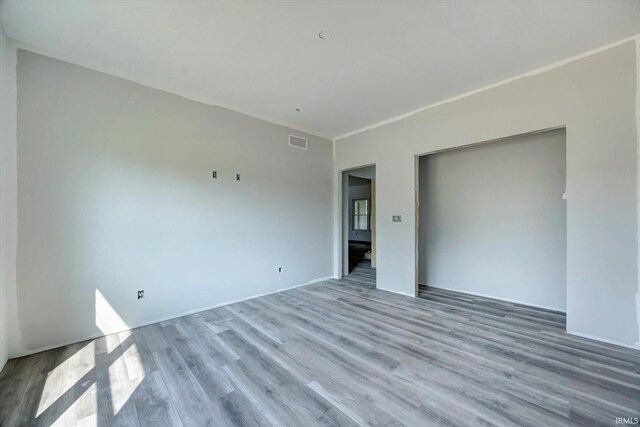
[353,198,370,231]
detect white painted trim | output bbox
[634,34,640,350]
[332,138,336,161]
[418,289,640,349]
[420,283,566,313]
[1,36,23,359]
[567,330,640,351]
[337,163,377,278]
[376,287,415,298]
[335,35,640,141]
[332,161,341,278]
[8,275,333,358]
[10,40,332,141]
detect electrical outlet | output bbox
[212,170,217,179]
[236,173,241,181]
[278,267,282,273]
[392,215,402,222]
[137,290,144,299]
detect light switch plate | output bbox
[392,215,402,222]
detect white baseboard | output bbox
[9,275,333,359]
[420,284,640,350]
[377,287,416,298]
[419,283,565,313]
[566,330,640,351]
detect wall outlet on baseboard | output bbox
[137,290,144,299]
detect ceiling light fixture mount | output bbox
[318,30,331,40]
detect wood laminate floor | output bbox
[0,266,638,426]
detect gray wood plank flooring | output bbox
[1,265,638,426]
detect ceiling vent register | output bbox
[289,135,308,150]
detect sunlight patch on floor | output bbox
[95,290,145,416]
[50,383,97,427]
[108,341,144,416]
[36,342,95,418]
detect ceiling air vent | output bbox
[289,135,308,150]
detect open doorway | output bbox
[416,128,567,317]
[342,165,376,284]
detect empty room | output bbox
[0,1,639,426]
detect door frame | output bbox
[414,125,565,298]
[339,164,376,278]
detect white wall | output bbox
[348,166,375,181]
[335,40,639,349]
[419,129,566,311]
[0,25,8,372]
[0,25,21,371]
[16,50,333,354]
